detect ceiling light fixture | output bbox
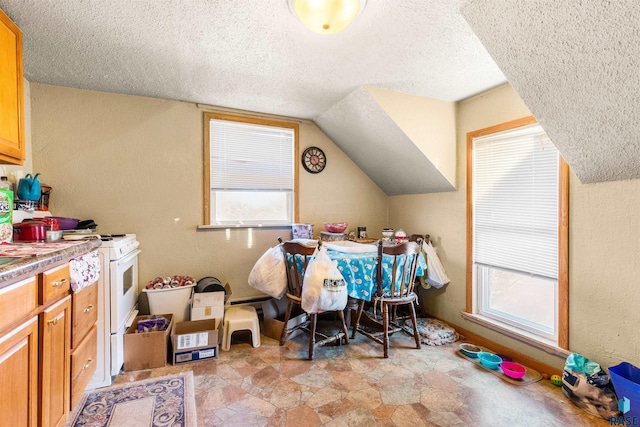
[288,0,367,34]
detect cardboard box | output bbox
[124,314,173,371]
[190,282,233,321]
[261,298,308,341]
[171,319,220,365]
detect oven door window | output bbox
[122,263,133,296]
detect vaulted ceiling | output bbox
[0,0,635,191]
[462,0,640,183]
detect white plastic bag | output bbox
[422,240,450,289]
[301,246,348,313]
[248,245,287,299]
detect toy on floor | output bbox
[550,374,562,386]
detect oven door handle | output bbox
[116,249,141,267]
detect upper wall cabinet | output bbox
[0,8,25,165]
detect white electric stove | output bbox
[87,234,141,389]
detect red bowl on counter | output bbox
[48,216,79,230]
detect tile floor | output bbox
[114,326,610,426]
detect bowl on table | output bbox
[459,343,482,358]
[323,222,348,233]
[478,352,503,370]
[500,361,527,379]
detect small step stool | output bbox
[222,305,261,351]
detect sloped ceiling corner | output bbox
[314,87,456,196]
[462,0,640,183]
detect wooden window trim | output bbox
[466,116,569,350]
[202,111,300,226]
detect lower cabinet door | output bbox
[0,317,38,427]
[70,325,97,409]
[40,295,71,427]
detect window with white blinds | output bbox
[204,113,298,226]
[473,123,559,280]
[469,120,567,345]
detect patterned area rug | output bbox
[66,372,196,427]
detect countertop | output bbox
[0,238,102,288]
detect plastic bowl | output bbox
[48,216,80,230]
[324,222,348,233]
[500,361,527,379]
[459,343,482,358]
[478,352,503,370]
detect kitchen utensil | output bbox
[40,217,59,231]
[46,230,63,242]
[16,173,41,201]
[48,216,80,230]
[38,185,51,211]
[77,219,98,229]
[13,221,47,242]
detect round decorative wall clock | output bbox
[301,146,326,174]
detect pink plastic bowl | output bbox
[324,222,348,233]
[500,361,527,379]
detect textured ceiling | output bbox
[463,0,640,184]
[0,0,506,120]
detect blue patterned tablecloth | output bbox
[289,249,426,302]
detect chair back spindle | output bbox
[378,240,421,298]
[281,241,316,299]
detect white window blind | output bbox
[210,119,294,191]
[473,123,559,279]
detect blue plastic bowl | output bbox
[459,343,482,358]
[478,352,503,370]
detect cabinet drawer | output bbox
[0,277,37,333]
[70,325,97,409]
[71,281,98,349]
[40,264,70,305]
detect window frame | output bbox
[465,116,569,350]
[202,112,300,227]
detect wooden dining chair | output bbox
[408,233,430,313]
[279,240,350,360]
[352,240,422,358]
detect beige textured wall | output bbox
[29,83,388,301]
[390,83,640,370]
[366,86,457,187]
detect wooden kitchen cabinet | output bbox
[0,242,99,427]
[40,264,71,305]
[39,295,71,427]
[0,316,39,427]
[70,281,98,408]
[0,7,25,164]
[0,276,37,334]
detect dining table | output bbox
[282,239,427,343]
[290,240,427,302]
